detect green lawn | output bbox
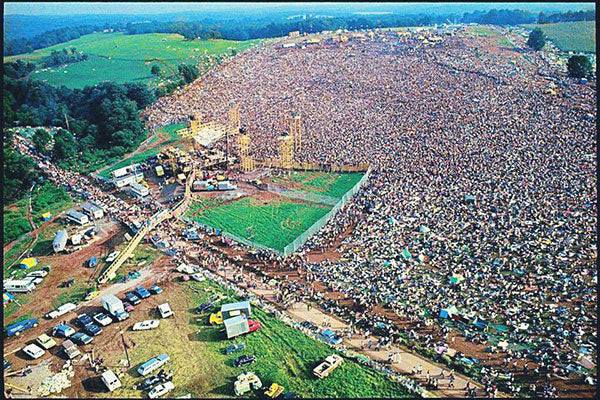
[3,183,73,245]
[6,33,260,88]
[109,279,412,398]
[268,171,364,200]
[187,195,331,251]
[522,21,596,53]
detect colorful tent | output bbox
[42,212,52,221]
[450,274,464,285]
[439,305,458,319]
[401,248,411,260]
[3,292,15,306]
[19,257,38,269]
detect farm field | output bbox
[266,171,364,200]
[97,123,187,178]
[521,21,596,53]
[186,194,331,251]
[3,183,73,245]
[74,279,412,398]
[5,33,260,88]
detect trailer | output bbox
[53,230,69,253]
[66,210,89,225]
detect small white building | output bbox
[66,210,89,225]
[113,172,144,188]
[53,230,69,253]
[82,202,104,219]
[111,164,140,179]
[130,182,149,197]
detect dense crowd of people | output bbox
[145,26,596,397]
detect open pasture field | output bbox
[186,194,331,251]
[522,21,596,53]
[266,171,364,200]
[5,33,260,88]
[73,279,411,398]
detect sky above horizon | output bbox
[5,2,594,15]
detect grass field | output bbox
[522,21,596,53]
[107,279,411,398]
[5,33,260,88]
[3,183,73,245]
[187,195,331,251]
[268,171,364,200]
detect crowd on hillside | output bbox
[126,29,596,396]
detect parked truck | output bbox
[313,355,343,378]
[102,294,130,321]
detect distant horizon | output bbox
[4,2,595,16]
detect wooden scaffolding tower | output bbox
[228,104,240,134]
[189,113,203,133]
[238,133,255,172]
[278,132,294,169]
[289,112,302,154]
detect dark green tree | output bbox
[53,128,78,161]
[31,128,52,154]
[567,55,593,78]
[151,65,161,76]
[527,28,546,51]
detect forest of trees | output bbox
[5,8,595,57]
[42,48,89,68]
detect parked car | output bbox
[135,286,151,299]
[128,270,141,279]
[196,303,213,314]
[248,320,262,333]
[148,381,174,399]
[149,285,163,294]
[62,339,81,359]
[88,257,98,268]
[106,251,121,263]
[84,290,100,301]
[133,320,160,331]
[126,292,141,305]
[36,334,57,349]
[225,343,245,355]
[5,318,39,337]
[76,313,94,327]
[84,323,102,336]
[318,329,343,345]
[52,324,75,338]
[22,344,45,359]
[138,354,170,376]
[71,332,93,345]
[233,355,257,367]
[93,313,113,327]
[123,301,135,312]
[137,369,173,391]
[46,303,77,319]
[157,303,173,318]
[190,273,205,282]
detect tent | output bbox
[465,195,476,203]
[450,274,464,285]
[42,212,52,221]
[19,258,38,269]
[419,225,430,233]
[440,305,458,319]
[3,292,15,306]
[401,248,412,260]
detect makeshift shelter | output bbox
[465,195,476,203]
[401,248,412,260]
[19,257,38,269]
[450,274,464,285]
[439,305,458,319]
[42,212,53,221]
[498,340,509,351]
[3,292,15,306]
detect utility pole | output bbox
[64,112,70,131]
[120,329,130,368]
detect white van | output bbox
[101,369,122,392]
[26,270,48,278]
[4,279,36,293]
[46,302,77,319]
[158,303,173,318]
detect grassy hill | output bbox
[5,32,259,88]
[522,21,595,53]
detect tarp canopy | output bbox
[19,257,38,269]
[3,292,15,304]
[42,212,52,221]
[402,248,412,260]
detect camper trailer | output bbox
[53,230,69,253]
[66,210,89,225]
[82,202,104,219]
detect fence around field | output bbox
[283,167,371,257]
[183,168,371,257]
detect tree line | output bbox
[5,8,595,57]
[42,48,89,68]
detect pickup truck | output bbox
[6,318,39,337]
[313,355,343,378]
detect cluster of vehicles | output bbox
[4,267,50,294]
